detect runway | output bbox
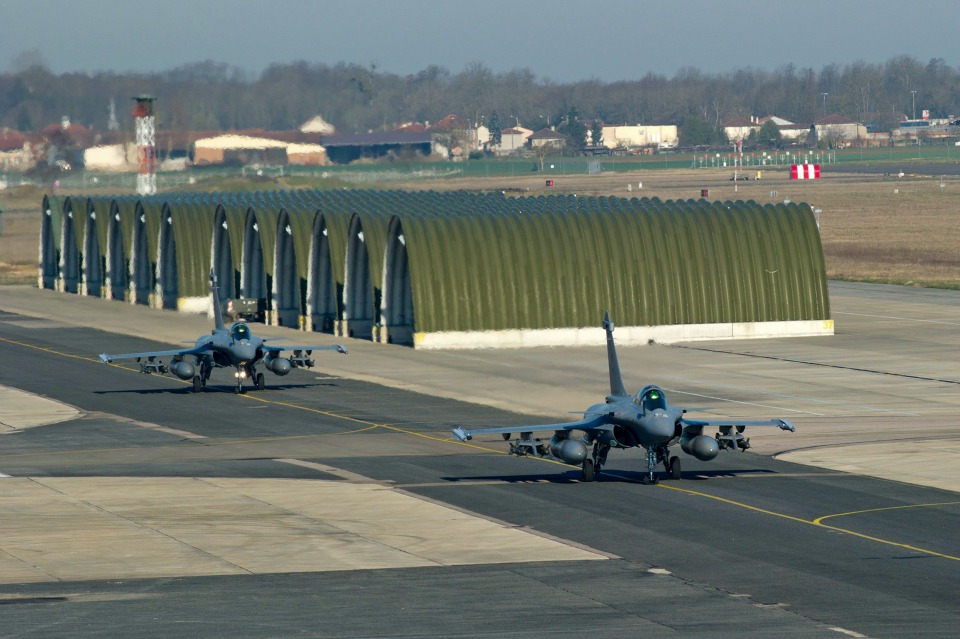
[0,282,959,638]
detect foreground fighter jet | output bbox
[99,272,347,393]
[452,313,794,483]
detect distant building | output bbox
[812,114,868,147]
[777,122,810,143]
[320,131,433,164]
[428,114,477,160]
[194,134,327,166]
[0,128,30,170]
[722,117,759,141]
[83,143,137,171]
[475,124,490,150]
[592,124,678,150]
[497,127,533,155]
[299,114,336,135]
[528,128,566,149]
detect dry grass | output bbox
[399,167,960,289]
[0,185,44,285]
[2,168,959,288]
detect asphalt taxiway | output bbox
[0,282,958,638]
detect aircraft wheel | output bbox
[255,373,265,391]
[192,376,202,393]
[582,458,596,482]
[669,456,681,480]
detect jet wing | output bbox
[99,343,210,364]
[262,344,348,354]
[681,417,795,432]
[452,413,611,442]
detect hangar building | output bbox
[40,190,832,349]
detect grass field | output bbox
[1,162,959,289]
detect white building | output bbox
[83,143,137,171]
[497,126,533,155]
[593,124,679,149]
[812,115,868,147]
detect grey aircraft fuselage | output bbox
[452,312,794,483]
[99,272,346,393]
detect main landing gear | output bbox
[191,360,212,393]
[580,441,611,482]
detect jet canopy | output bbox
[230,323,251,342]
[635,385,667,412]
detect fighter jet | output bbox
[452,312,794,483]
[99,272,347,394]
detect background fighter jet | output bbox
[99,272,347,393]
[452,313,794,483]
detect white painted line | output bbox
[828,626,870,638]
[663,387,827,417]
[647,568,671,575]
[834,311,960,327]
[666,381,920,418]
[275,459,389,484]
[0,473,11,478]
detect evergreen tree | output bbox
[680,115,716,146]
[488,111,503,147]
[559,107,587,151]
[757,119,782,148]
[590,120,603,147]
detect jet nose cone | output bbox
[234,342,257,363]
[647,411,676,443]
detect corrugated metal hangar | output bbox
[39,190,832,348]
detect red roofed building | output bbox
[427,114,476,159]
[0,128,30,170]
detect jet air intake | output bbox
[598,425,639,449]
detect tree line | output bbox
[1,54,957,144]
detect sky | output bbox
[2,0,959,82]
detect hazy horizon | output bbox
[3,0,959,82]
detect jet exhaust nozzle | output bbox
[549,435,588,466]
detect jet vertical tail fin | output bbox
[603,311,628,398]
[210,270,226,331]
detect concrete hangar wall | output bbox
[39,190,832,349]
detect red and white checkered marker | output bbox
[790,164,820,179]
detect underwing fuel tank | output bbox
[265,355,292,376]
[680,432,720,461]
[549,435,588,465]
[171,360,196,380]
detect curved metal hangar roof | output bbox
[40,190,832,349]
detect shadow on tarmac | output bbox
[444,467,782,484]
[93,381,338,395]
